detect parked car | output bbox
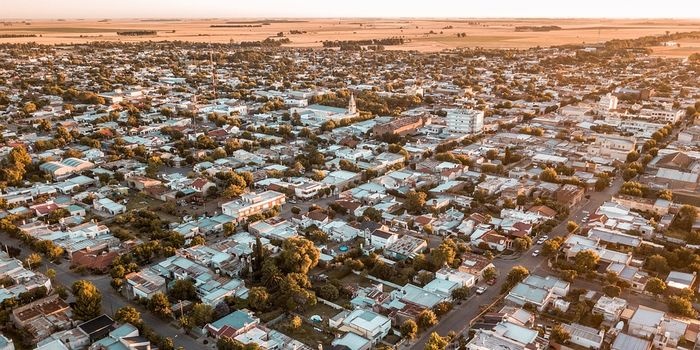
[532,250,540,257]
[476,286,487,295]
[486,278,497,286]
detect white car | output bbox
[532,250,540,257]
[476,286,487,295]
[536,238,546,245]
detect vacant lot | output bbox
[1,18,699,54]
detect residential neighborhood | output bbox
[0,9,699,350]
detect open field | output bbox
[1,18,700,54]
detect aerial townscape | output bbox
[0,2,700,350]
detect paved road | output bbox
[409,176,624,350]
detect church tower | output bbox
[348,93,357,115]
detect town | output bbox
[0,19,699,350]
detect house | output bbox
[628,306,664,339]
[124,268,167,300]
[78,314,115,343]
[206,309,259,339]
[435,267,476,288]
[466,321,541,350]
[221,190,286,222]
[555,184,585,209]
[126,176,162,190]
[337,309,391,344]
[592,296,628,326]
[0,335,13,350]
[562,323,604,349]
[665,271,696,290]
[332,332,371,350]
[611,333,651,350]
[505,275,569,312]
[190,178,216,193]
[40,158,95,179]
[383,235,427,260]
[93,197,126,216]
[12,295,73,344]
[366,229,398,249]
[458,253,496,281]
[89,323,154,350]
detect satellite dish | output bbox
[615,321,624,330]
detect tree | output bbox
[645,254,670,275]
[400,319,418,341]
[550,324,571,344]
[424,332,449,350]
[542,238,562,256]
[404,190,427,214]
[115,306,143,327]
[318,284,339,301]
[574,250,599,273]
[667,296,698,318]
[657,189,673,201]
[483,267,497,281]
[561,269,577,283]
[169,279,197,301]
[24,253,42,269]
[72,280,102,320]
[429,239,457,268]
[502,266,529,293]
[626,151,640,163]
[363,207,382,222]
[434,301,453,316]
[603,284,621,297]
[451,286,470,300]
[646,277,667,295]
[513,237,531,252]
[566,221,579,233]
[673,205,698,232]
[417,309,438,329]
[539,168,558,183]
[190,303,214,327]
[279,237,319,274]
[149,292,173,318]
[248,287,270,311]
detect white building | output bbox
[445,108,484,135]
[221,190,286,221]
[598,93,618,111]
[587,134,636,162]
[338,309,391,344]
[639,108,684,123]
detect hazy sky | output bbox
[2,0,699,19]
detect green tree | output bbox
[429,239,457,268]
[574,250,599,273]
[673,205,698,232]
[566,221,579,233]
[149,292,173,318]
[72,280,102,320]
[542,238,562,256]
[550,324,571,344]
[318,284,339,301]
[502,265,530,293]
[115,306,143,327]
[400,319,418,341]
[247,287,270,311]
[417,309,438,329]
[424,332,449,350]
[169,279,197,301]
[645,254,670,275]
[667,296,698,318]
[404,190,427,214]
[190,303,214,327]
[539,168,558,183]
[603,284,621,297]
[645,277,667,295]
[483,266,497,281]
[279,237,320,274]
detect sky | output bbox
[2,0,699,19]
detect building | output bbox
[628,306,664,339]
[331,332,371,350]
[337,309,391,344]
[124,268,167,299]
[639,108,684,123]
[89,323,153,350]
[383,235,427,260]
[598,93,618,111]
[221,190,285,221]
[592,296,628,326]
[445,108,484,135]
[39,158,95,179]
[587,134,636,162]
[206,310,259,339]
[562,323,604,349]
[555,184,585,209]
[665,271,696,290]
[372,115,427,136]
[12,295,73,344]
[0,334,14,350]
[611,333,651,350]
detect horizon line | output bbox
[3,16,700,21]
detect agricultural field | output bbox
[1,18,700,55]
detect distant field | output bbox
[0,18,699,55]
